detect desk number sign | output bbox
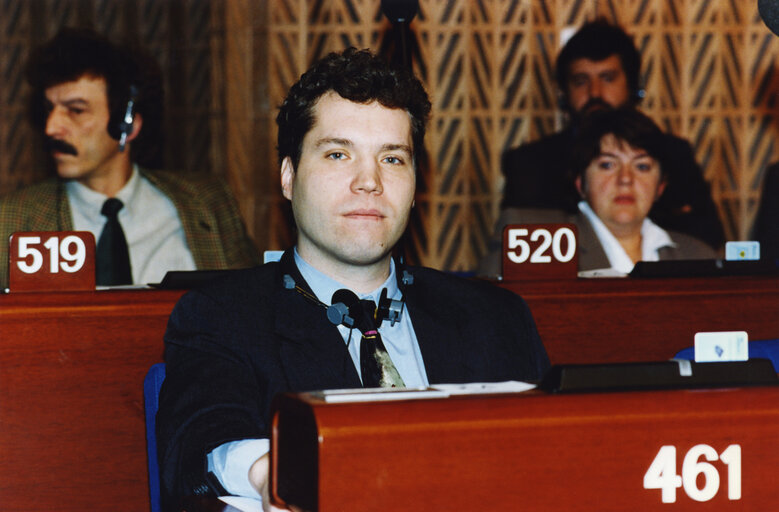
[501,224,578,281]
[9,232,95,292]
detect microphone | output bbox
[381,0,418,24]
[327,289,361,328]
[759,0,779,36]
[380,0,419,70]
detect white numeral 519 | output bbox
[17,236,87,274]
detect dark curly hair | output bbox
[25,27,164,168]
[556,19,642,109]
[276,47,431,172]
[570,108,667,182]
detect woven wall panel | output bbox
[0,0,776,269]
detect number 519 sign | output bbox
[501,224,578,281]
[9,232,95,292]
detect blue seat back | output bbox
[144,363,166,512]
[674,339,779,373]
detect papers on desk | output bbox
[219,495,262,512]
[578,268,627,278]
[314,381,536,403]
[433,381,536,395]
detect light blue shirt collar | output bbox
[293,248,402,304]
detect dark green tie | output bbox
[96,198,132,285]
[354,299,405,388]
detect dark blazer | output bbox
[157,250,550,506]
[501,127,725,250]
[752,162,779,262]
[478,208,718,277]
[0,168,259,288]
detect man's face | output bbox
[43,75,125,188]
[576,134,665,234]
[281,92,416,277]
[565,54,631,115]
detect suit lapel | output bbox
[273,251,362,391]
[404,275,472,384]
[28,180,73,231]
[575,212,611,270]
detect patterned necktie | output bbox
[354,299,405,388]
[96,198,132,285]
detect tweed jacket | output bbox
[478,207,718,277]
[0,168,259,288]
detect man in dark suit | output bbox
[500,19,724,250]
[157,48,550,511]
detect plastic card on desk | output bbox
[695,331,749,362]
[726,241,760,261]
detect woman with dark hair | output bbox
[480,108,716,276]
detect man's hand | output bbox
[249,453,305,512]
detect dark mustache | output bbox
[46,138,78,156]
[581,97,612,112]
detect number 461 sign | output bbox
[9,232,95,292]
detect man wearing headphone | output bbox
[497,19,724,256]
[0,28,259,287]
[157,48,550,511]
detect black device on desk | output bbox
[540,359,778,393]
[151,270,237,289]
[630,259,779,278]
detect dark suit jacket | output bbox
[0,168,259,287]
[752,162,779,261]
[157,250,550,506]
[478,208,718,277]
[501,127,725,250]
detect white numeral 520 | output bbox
[506,227,576,264]
[644,444,741,503]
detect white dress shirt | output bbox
[207,248,428,500]
[578,200,677,274]
[66,166,196,284]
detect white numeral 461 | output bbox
[644,444,741,503]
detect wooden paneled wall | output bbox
[0,0,777,271]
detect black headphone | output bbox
[283,270,414,329]
[107,84,139,152]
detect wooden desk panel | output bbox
[497,276,779,364]
[0,289,184,511]
[272,386,779,511]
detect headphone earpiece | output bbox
[108,84,138,152]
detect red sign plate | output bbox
[501,223,578,281]
[8,232,96,292]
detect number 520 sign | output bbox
[501,224,578,281]
[8,232,95,292]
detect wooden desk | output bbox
[0,288,184,511]
[496,275,779,364]
[271,386,779,511]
